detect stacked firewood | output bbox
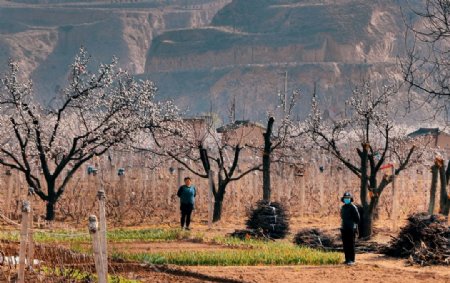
[228,200,289,240]
[383,213,450,266]
[293,229,385,253]
[293,229,335,250]
[245,200,290,239]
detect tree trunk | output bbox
[360,193,381,239]
[359,144,370,234]
[369,175,379,220]
[445,160,450,185]
[45,201,56,221]
[262,155,270,201]
[212,183,226,222]
[358,144,374,239]
[429,165,438,215]
[359,144,369,208]
[438,164,449,215]
[262,117,274,201]
[213,199,223,222]
[359,207,373,239]
[45,180,57,221]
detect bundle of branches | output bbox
[383,213,450,265]
[293,229,385,253]
[293,229,336,250]
[228,228,271,241]
[245,200,290,239]
[355,241,385,253]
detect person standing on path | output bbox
[177,177,196,230]
[340,192,360,265]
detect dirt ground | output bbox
[1,216,449,283]
[4,254,448,283]
[112,253,450,283]
[113,253,450,283]
[111,217,449,283]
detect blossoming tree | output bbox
[306,81,422,238]
[0,48,177,220]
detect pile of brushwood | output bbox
[229,200,289,240]
[246,200,289,239]
[293,229,385,253]
[293,229,335,250]
[383,213,449,266]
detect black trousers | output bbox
[180,203,194,228]
[341,229,356,262]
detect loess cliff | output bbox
[0,0,427,120]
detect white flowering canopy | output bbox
[307,81,428,173]
[305,80,429,237]
[0,48,178,219]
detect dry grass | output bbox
[0,153,432,229]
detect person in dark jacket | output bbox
[177,177,196,230]
[340,192,360,265]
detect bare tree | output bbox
[143,115,263,222]
[402,0,450,113]
[402,0,450,215]
[0,48,177,220]
[262,89,303,201]
[306,81,421,238]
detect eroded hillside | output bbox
[0,0,230,102]
[0,0,429,121]
[144,0,416,119]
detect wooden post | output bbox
[26,189,34,270]
[391,166,399,231]
[5,171,12,218]
[14,174,22,218]
[232,182,240,219]
[177,167,184,188]
[118,173,126,221]
[286,167,292,206]
[167,170,172,205]
[337,168,344,213]
[319,156,325,212]
[97,190,108,282]
[208,170,214,229]
[311,161,318,215]
[415,167,422,210]
[18,200,30,283]
[88,215,106,283]
[299,174,305,217]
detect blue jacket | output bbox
[177,185,196,204]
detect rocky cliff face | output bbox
[0,0,424,121]
[144,0,418,119]
[0,0,230,102]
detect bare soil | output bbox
[113,254,450,283]
[108,217,450,283]
[1,217,449,282]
